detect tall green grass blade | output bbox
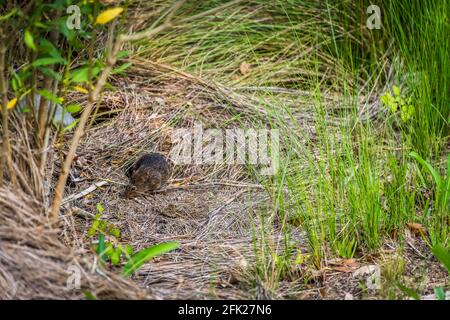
[122,241,180,277]
[410,151,442,187]
[431,244,450,274]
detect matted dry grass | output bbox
[0,113,151,299]
[58,61,291,299]
[0,186,151,299]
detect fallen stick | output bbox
[61,180,108,205]
[68,206,96,220]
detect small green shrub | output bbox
[381,85,414,122]
[88,203,180,274]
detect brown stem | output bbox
[49,22,120,222]
[37,76,52,144]
[0,27,16,186]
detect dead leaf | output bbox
[344,293,354,300]
[342,258,357,265]
[406,222,426,236]
[332,266,358,273]
[329,258,360,272]
[239,62,251,75]
[353,265,379,277]
[353,265,381,290]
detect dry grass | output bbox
[56,61,286,299]
[0,183,149,299]
[0,110,151,299]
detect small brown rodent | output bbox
[123,153,170,198]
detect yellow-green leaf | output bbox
[392,85,401,96]
[31,57,66,67]
[83,291,97,300]
[65,104,82,114]
[111,247,122,265]
[7,98,17,109]
[24,30,37,51]
[95,8,124,25]
[72,86,89,94]
[401,104,414,122]
[38,89,63,105]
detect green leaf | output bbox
[96,203,104,214]
[88,220,100,237]
[38,89,62,105]
[447,154,450,181]
[110,228,121,239]
[111,247,122,265]
[117,50,129,59]
[122,241,180,277]
[397,283,421,300]
[69,66,101,83]
[392,85,401,96]
[11,73,21,92]
[434,287,446,300]
[380,92,397,113]
[32,57,66,67]
[65,104,82,114]
[52,17,76,42]
[431,244,450,274]
[410,151,442,188]
[88,226,96,237]
[400,104,414,122]
[24,30,37,51]
[111,62,132,75]
[97,234,106,261]
[83,291,97,300]
[37,67,62,81]
[99,220,107,232]
[0,8,18,21]
[39,39,62,59]
[124,245,134,257]
[105,242,114,257]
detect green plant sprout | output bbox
[89,203,130,265]
[88,203,180,275]
[381,85,414,122]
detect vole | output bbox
[123,153,170,198]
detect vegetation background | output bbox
[0,0,448,299]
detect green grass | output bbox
[134,0,449,298]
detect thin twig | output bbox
[61,180,109,205]
[68,206,96,220]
